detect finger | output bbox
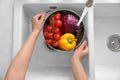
[79,41,87,50]
[34,13,42,19]
[74,41,87,51]
[84,45,89,55]
[40,12,46,21]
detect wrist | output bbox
[32,30,40,38]
[71,56,81,63]
[72,54,82,61]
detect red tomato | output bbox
[53,34,61,40]
[47,32,53,39]
[54,13,62,20]
[49,15,55,25]
[44,25,54,39]
[54,20,62,28]
[44,27,48,32]
[43,31,48,39]
[52,40,59,47]
[49,15,54,21]
[54,28,61,34]
[46,26,53,32]
[50,20,55,26]
[46,39,52,45]
[43,29,53,39]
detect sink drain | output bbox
[107,34,120,52]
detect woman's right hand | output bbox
[72,41,89,61]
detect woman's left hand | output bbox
[32,12,46,33]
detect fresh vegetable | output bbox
[54,13,62,20]
[44,32,53,39]
[49,15,55,26]
[46,39,53,45]
[47,33,53,38]
[52,40,59,47]
[53,34,61,40]
[50,20,55,26]
[49,13,62,28]
[43,31,48,39]
[43,26,54,39]
[53,28,61,41]
[54,28,61,34]
[61,14,79,35]
[58,33,77,50]
[43,25,61,47]
[49,15,55,21]
[47,25,53,32]
[54,20,62,28]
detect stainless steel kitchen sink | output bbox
[94,3,120,80]
[13,0,94,80]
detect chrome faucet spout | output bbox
[86,0,93,7]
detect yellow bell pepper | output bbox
[58,33,77,50]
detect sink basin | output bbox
[22,3,88,67]
[13,1,94,80]
[94,3,120,80]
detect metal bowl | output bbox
[43,9,85,51]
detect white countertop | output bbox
[0,0,14,79]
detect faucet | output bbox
[86,0,94,7]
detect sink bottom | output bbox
[95,65,120,80]
[26,67,89,80]
[26,67,73,80]
[95,16,120,65]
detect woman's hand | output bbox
[5,12,46,80]
[72,41,89,61]
[71,41,89,80]
[32,12,46,33]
